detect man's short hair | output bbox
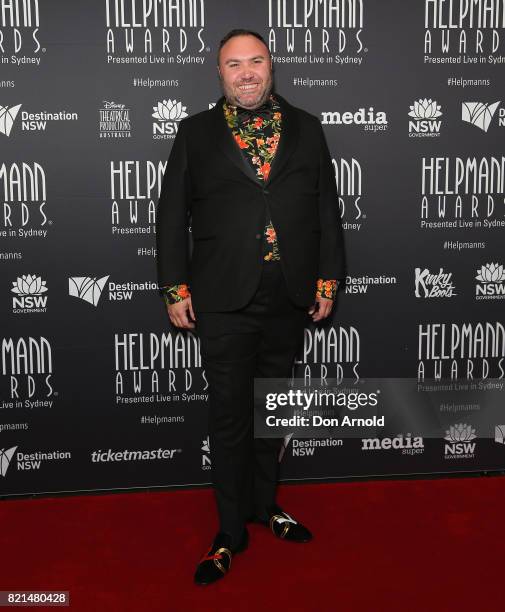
[217,29,271,65]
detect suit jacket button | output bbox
[255,233,262,239]
[263,189,269,195]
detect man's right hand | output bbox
[166,296,196,329]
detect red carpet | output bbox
[0,476,503,611]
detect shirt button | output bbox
[255,233,262,239]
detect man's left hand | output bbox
[308,296,333,322]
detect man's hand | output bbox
[166,296,196,329]
[308,295,333,322]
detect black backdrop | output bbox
[1,0,504,497]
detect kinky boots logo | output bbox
[0,162,49,239]
[297,326,361,381]
[114,331,209,403]
[1,336,56,407]
[0,0,44,65]
[424,0,505,63]
[419,156,505,230]
[417,322,505,380]
[414,267,457,298]
[109,160,166,237]
[105,0,208,64]
[334,157,367,231]
[266,0,367,64]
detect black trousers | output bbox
[194,260,309,546]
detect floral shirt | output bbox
[160,93,338,305]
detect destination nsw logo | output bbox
[0,445,71,476]
[68,275,157,306]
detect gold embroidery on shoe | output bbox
[213,547,232,574]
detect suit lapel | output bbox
[264,94,299,186]
[212,96,259,185]
[211,93,300,188]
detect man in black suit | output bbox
[156,29,346,585]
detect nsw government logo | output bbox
[475,263,505,300]
[408,98,442,137]
[152,98,188,139]
[201,436,211,471]
[11,275,48,314]
[444,423,476,460]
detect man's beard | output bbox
[221,74,274,109]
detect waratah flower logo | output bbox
[444,423,476,442]
[11,275,47,296]
[408,98,442,119]
[476,263,505,283]
[152,99,188,121]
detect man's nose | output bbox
[240,70,255,80]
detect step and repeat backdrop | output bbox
[1,0,504,497]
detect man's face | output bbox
[218,35,273,109]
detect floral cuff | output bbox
[316,278,338,300]
[160,283,191,306]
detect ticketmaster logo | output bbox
[91,448,181,462]
[0,104,22,137]
[68,276,109,306]
[0,446,18,476]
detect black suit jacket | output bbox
[156,93,346,312]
